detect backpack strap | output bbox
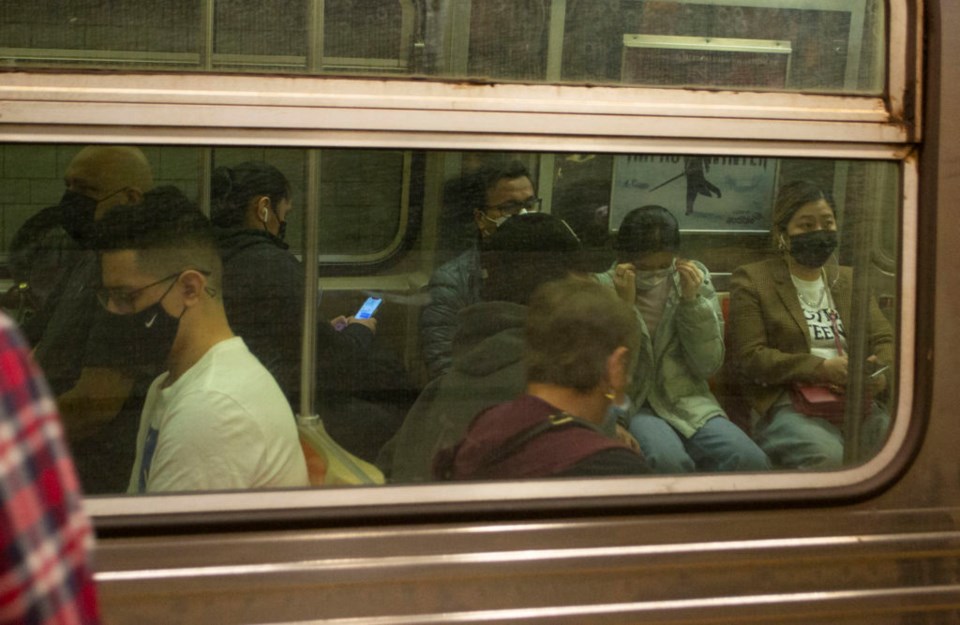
[471,412,597,479]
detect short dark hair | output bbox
[771,180,837,233]
[479,213,581,304]
[462,160,532,212]
[525,278,640,393]
[615,205,681,262]
[96,186,222,290]
[210,161,290,228]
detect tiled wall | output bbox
[0,145,404,257]
[0,145,200,250]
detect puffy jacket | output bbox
[596,261,726,438]
[419,246,483,380]
[217,228,374,408]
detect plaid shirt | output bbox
[0,313,100,624]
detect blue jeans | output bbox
[754,403,890,470]
[628,410,771,474]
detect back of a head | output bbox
[96,187,222,288]
[553,181,617,274]
[210,161,290,228]
[615,205,680,262]
[525,278,640,393]
[479,212,582,305]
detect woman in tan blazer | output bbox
[730,181,893,469]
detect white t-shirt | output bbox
[128,337,308,493]
[791,274,846,360]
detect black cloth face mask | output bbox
[788,230,838,268]
[59,187,127,247]
[261,206,288,249]
[103,282,183,368]
[58,190,99,246]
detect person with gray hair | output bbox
[381,212,589,482]
[435,278,649,480]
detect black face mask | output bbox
[788,230,838,268]
[59,190,99,246]
[263,206,288,248]
[104,297,183,368]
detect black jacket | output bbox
[217,228,374,408]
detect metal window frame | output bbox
[0,1,921,525]
[624,0,872,91]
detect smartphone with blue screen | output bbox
[355,296,382,319]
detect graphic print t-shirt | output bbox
[791,274,846,360]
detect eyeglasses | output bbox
[484,196,542,215]
[96,269,211,314]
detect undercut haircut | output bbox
[96,186,223,291]
[771,180,837,233]
[525,278,640,393]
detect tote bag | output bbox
[297,415,385,486]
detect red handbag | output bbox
[790,310,871,425]
[790,384,845,421]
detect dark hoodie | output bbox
[378,301,528,482]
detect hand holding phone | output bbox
[355,296,382,320]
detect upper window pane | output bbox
[1,0,885,94]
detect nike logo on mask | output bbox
[144,313,159,328]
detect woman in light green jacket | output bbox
[598,205,769,473]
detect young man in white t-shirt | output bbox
[95,194,308,493]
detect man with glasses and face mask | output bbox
[420,160,542,380]
[95,201,308,493]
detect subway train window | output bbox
[0,145,904,501]
[0,0,884,93]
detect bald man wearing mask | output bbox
[23,146,154,492]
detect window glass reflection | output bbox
[0,146,898,494]
[2,0,885,94]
